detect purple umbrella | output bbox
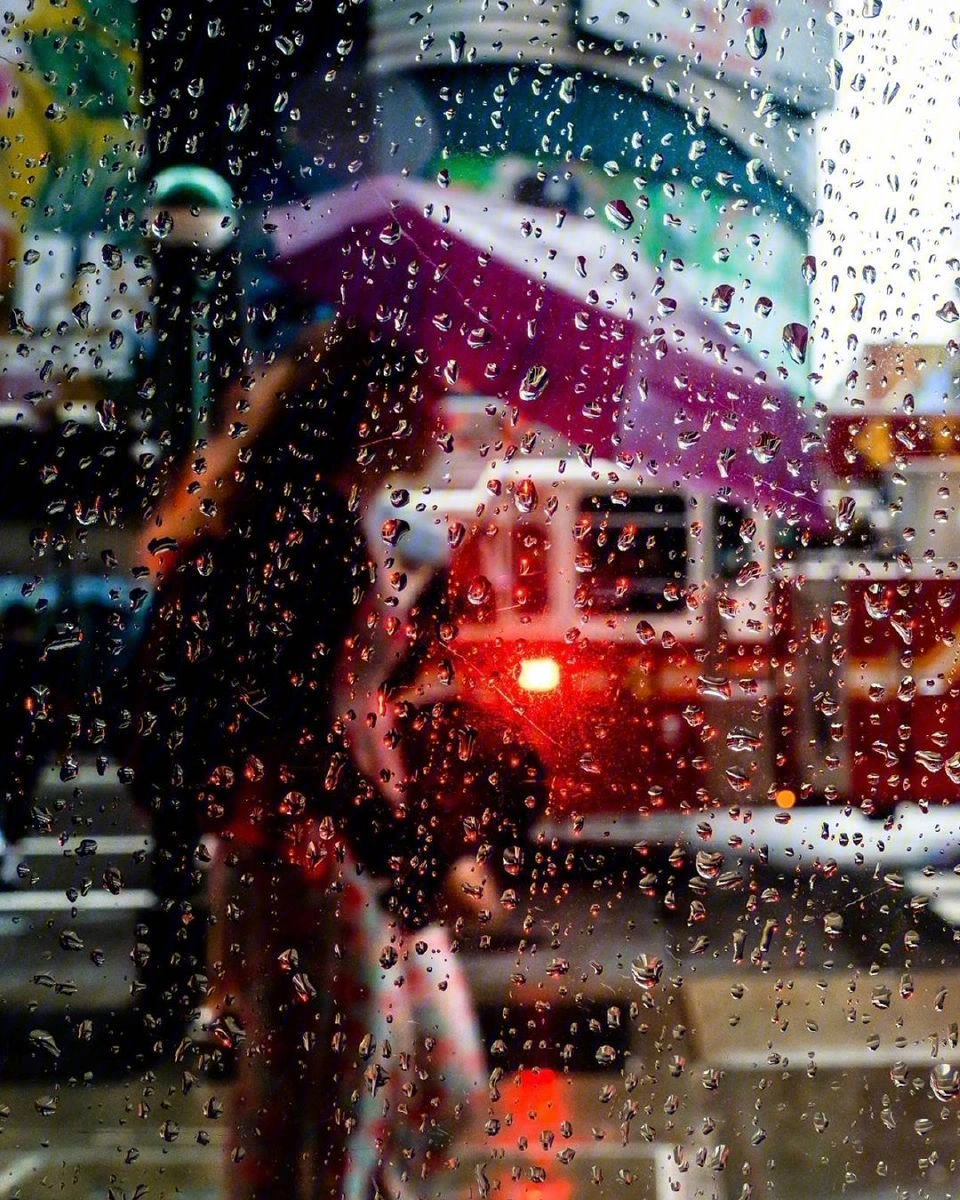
[268,176,822,521]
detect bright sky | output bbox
[811,2,960,398]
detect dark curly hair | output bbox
[234,322,438,508]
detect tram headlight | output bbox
[518,657,560,692]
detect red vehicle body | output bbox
[390,411,960,841]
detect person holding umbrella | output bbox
[128,319,443,1200]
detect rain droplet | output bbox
[449,31,466,63]
[698,676,732,700]
[782,322,809,365]
[605,199,635,230]
[520,365,549,401]
[559,77,576,103]
[930,1063,960,1102]
[695,850,724,880]
[937,301,959,323]
[227,103,250,133]
[631,954,663,990]
[28,1029,61,1059]
[161,1120,181,1142]
[871,985,892,1009]
[752,433,781,464]
[864,590,890,621]
[467,576,493,608]
[724,767,751,793]
[150,210,174,241]
[380,519,409,547]
[836,495,857,532]
[502,845,524,877]
[515,479,538,513]
[914,750,942,773]
[711,284,735,313]
[726,727,761,752]
[745,25,767,59]
[735,561,762,587]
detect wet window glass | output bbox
[7,5,960,1200]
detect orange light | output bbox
[518,657,561,692]
[775,788,797,809]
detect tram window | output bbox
[577,493,687,614]
[512,524,549,615]
[714,502,751,580]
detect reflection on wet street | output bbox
[3,820,960,1200]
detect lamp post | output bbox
[143,166,237,471]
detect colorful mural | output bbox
[0,0,146,388]
[1,0,142,236]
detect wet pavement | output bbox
[3,766,960,1199]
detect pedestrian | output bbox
[127,319,441,1200]
[331,443,549,1200]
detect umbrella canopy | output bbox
[267,176,823,521]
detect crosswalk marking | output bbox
[0,887,157,913]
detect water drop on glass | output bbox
[150,211,174,240]
[745,25,767,59]
[515,478,538,513]
[711,284,735,313]
[781,322,809,364]
[930,1063,960,1102]
[467,576,493,607]
[520,364,549,401]
[631,955,663,990]
[605,199,635,230]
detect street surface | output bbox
[2,762,960,1199]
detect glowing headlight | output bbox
[518,657,560,692]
